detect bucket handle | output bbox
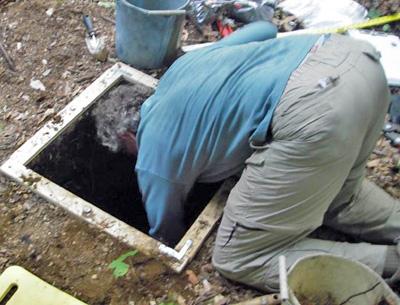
[120,0,187,16]
[145,9,187,16]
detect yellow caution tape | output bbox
[309,13,400,34]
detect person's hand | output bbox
[118,131,138,156]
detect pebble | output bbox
[46,8,54,17]
[30,79,46,91]
[42,69,52,77]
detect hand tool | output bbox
[83,14,108,62]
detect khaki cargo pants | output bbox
[212,35,399,291]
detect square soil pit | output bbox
[1,63,232,272]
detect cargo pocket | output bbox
[308,49,351,68]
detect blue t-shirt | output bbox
[136,22,319,245]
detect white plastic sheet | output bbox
[278,0,367,29]
[348,30,400,87]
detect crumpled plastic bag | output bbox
[190,0,276,26]
[278,0,367,29]
[233,0,276,23]
[190,0,231,26]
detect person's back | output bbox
[136,22,319,245]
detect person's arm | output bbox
[137,169,188,246]
[216,21,278,47]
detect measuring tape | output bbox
[304,13,400,34]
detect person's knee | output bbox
[212,249,280,292]
[211,248,243,284]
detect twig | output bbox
[0,39,16,71]
[100,15,115,25]
[75,73,96,84]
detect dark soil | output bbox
[28,91,150,233]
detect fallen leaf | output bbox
[185,269,199,285]
[367,159,380,168]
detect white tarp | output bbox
[348,30,400,87]
[278,0,368,29]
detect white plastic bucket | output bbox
[287,254,400,305]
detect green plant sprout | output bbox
[108,250,138,278]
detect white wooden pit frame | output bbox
[0,63,232,273]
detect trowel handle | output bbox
[83,15,95,36]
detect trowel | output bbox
[83,15,108,62]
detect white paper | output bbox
[278,0,367,29]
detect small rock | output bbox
[63,82,73,96]
[42,108,55,120]
[214,295,228,305]
[23,200,35,210]
[42,69,52,77]
[91,274,98,280]
[8,21,18,29]
[16,42,22,50]
[30,79,46,91]
[176,295,186,305]
[202,279,213,293]
[42,59,48,65]
[62,71,71,79]
[46,8,55,17]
